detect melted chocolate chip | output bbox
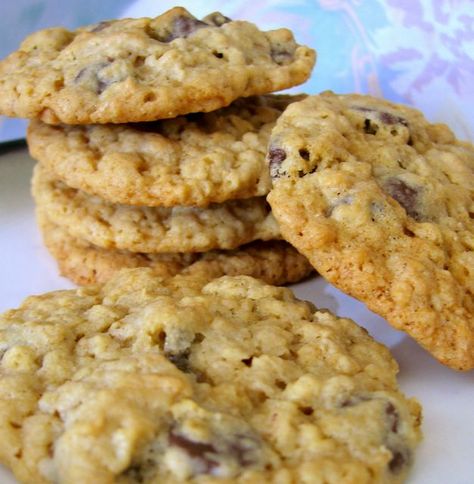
[169,429,218,473]
[165,348,208,382]
[270,45,294,65]
[383,178,422,221]
[229,434,259,466]
[203,12,232,26]
[385,402,399,433]
[299,406,314,416]
[352,106,408,127]
[96,79,111,94]
[325,195,353,218]
[268,147,287,178]
[388,448,408,473]
[299,148,310,161]
[166,350,191,372]
[169,427,260,475]
[340,398,354,408]
[167,15,208,42]
[379,111,408,126]
[364,118,378,135]
[73,61,114,94]
[89,21,112,33]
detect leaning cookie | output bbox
[267,91,474,370]
[28,95,304,207]
[0,268,421,483]
[0,7,315,124]
[32,164,280,253]
[37,210,313,286]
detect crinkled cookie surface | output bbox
[267,91,474,370]
[0,8,315,124]
[28,95,304,207]
[0,269,420,483]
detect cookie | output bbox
[32,164,280,253]
[267,91,474,370]
[0,8,315,125]
[27,95,303,207]
[0,268,421,483]
[37,210,313,286]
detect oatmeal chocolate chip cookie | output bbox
[27,95,304,207]
[0,7,315,124]
[0,268,421,483]
[32,164,280,253]
[37,209,313,286]
[267,91,474,370]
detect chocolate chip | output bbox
[340,394,369,407]
[167,15,208,42]
[352,106,408,127]
[388,447,409,473]
[275,379,287,390]
[166,350,191,373]
[146,14,209,43]
[268,147,286,178]
[340,398,354,408]
[229,434,259,467]
[203,12,232,26]
[73,61,115,94]
[73,67,88,83]
[299,406,314,415]
[299,148,310,161]
[96,79,111,94]
[383,178,422,221]
[169,429,218,474]
[352,106,372,113]
[364,118,378,135]
[89,21,112,33]
[169,427,260,476]
[379,111,408,126]
[326,195,353,217]
[165,347,208,382]
[270,45,294,65]
[122,464,145,483]
[385,402,399,433]
[242,357,253,367]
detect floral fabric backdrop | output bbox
[1,0,472,141]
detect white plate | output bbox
[0,148,473,483]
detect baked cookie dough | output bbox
[28,95,303,207]
[32,164,280,253]
[0,8,315,124]
[267,91,474,370]
[0,269,421,483]
[38,210,313,286]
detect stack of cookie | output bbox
[0,7,316,285]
